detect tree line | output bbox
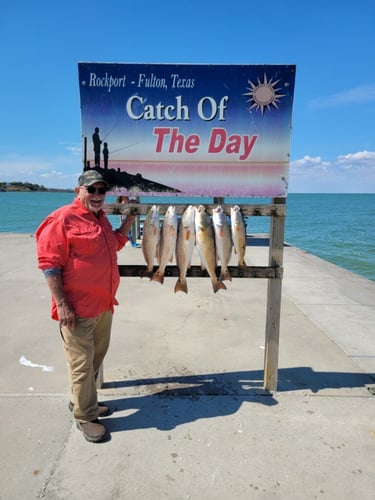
[0,182,72,192]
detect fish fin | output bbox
[213,280,227,293]
[151,270,164,284]
[174,278,188,294]
[220,269,232,282]
[141,268,153,279]
[185,229,191,240]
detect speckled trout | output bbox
[230,205,247,268]
[175,205,196,293]
[141,205,160,278]
[152,205,178,284]
[212,205,232,281]
[195,205,226,293]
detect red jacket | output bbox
[36,198,127,320]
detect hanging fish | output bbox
[195,205,226,293]
[152,206,178,284]
[212,205,233,281]
[175,205,196,293]
[230,205,247,268]
[141,205,160,278]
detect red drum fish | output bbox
[195,205,226,293]
[212,205,233,281]
[230,205,247,268]
[175,205,196,293]
[141,205,160,278]
[152,206,178,284]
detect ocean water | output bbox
[1,192,374,282]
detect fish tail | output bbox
[151,270,164,284]
[174,278,188,294]
[220,268,232,282]
[212,279,227,293]
[141,268,154,279]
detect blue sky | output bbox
[1,0,374,193]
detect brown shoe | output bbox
[68,401,112,417]
[76,419,108,443]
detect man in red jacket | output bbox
[36,170,136,443]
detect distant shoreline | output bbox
[0,182,73,193]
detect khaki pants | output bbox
[60,311,112,423]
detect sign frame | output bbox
[78,62,296,198]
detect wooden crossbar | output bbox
[118,264,283,279]
[104,202,286,217]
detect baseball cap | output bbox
[78,170,109,187]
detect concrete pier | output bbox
[0,233,374,500]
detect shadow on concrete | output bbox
[101,367,374,433]
[246,235,291,247]
[276,366,375,392]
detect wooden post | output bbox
[263,198,286,392]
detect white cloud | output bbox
[289,150,375,192]
[309,84,375,108]
[40,171,65,177]
[0,153,81,189]
[291,155,331,170]
[0,158,55,175]
[58,142,82,155]
[336,150,375,165]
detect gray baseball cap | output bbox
[78,170,109,187]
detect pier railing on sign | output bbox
[103,198,286,392]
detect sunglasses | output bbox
[83,186,107,195]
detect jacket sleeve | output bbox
[113,229,128,251]
[36,216,70,270]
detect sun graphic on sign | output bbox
[243,74,286,114]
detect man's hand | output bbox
[57,299,76,331]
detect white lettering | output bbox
[137,73,167,90]
[170,74,195,89]
[88,72,126,92]
[126,95,190,121]
[197,96,229,121]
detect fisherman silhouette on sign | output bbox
[92,127,102,167]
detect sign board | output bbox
[78,63,295,197]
